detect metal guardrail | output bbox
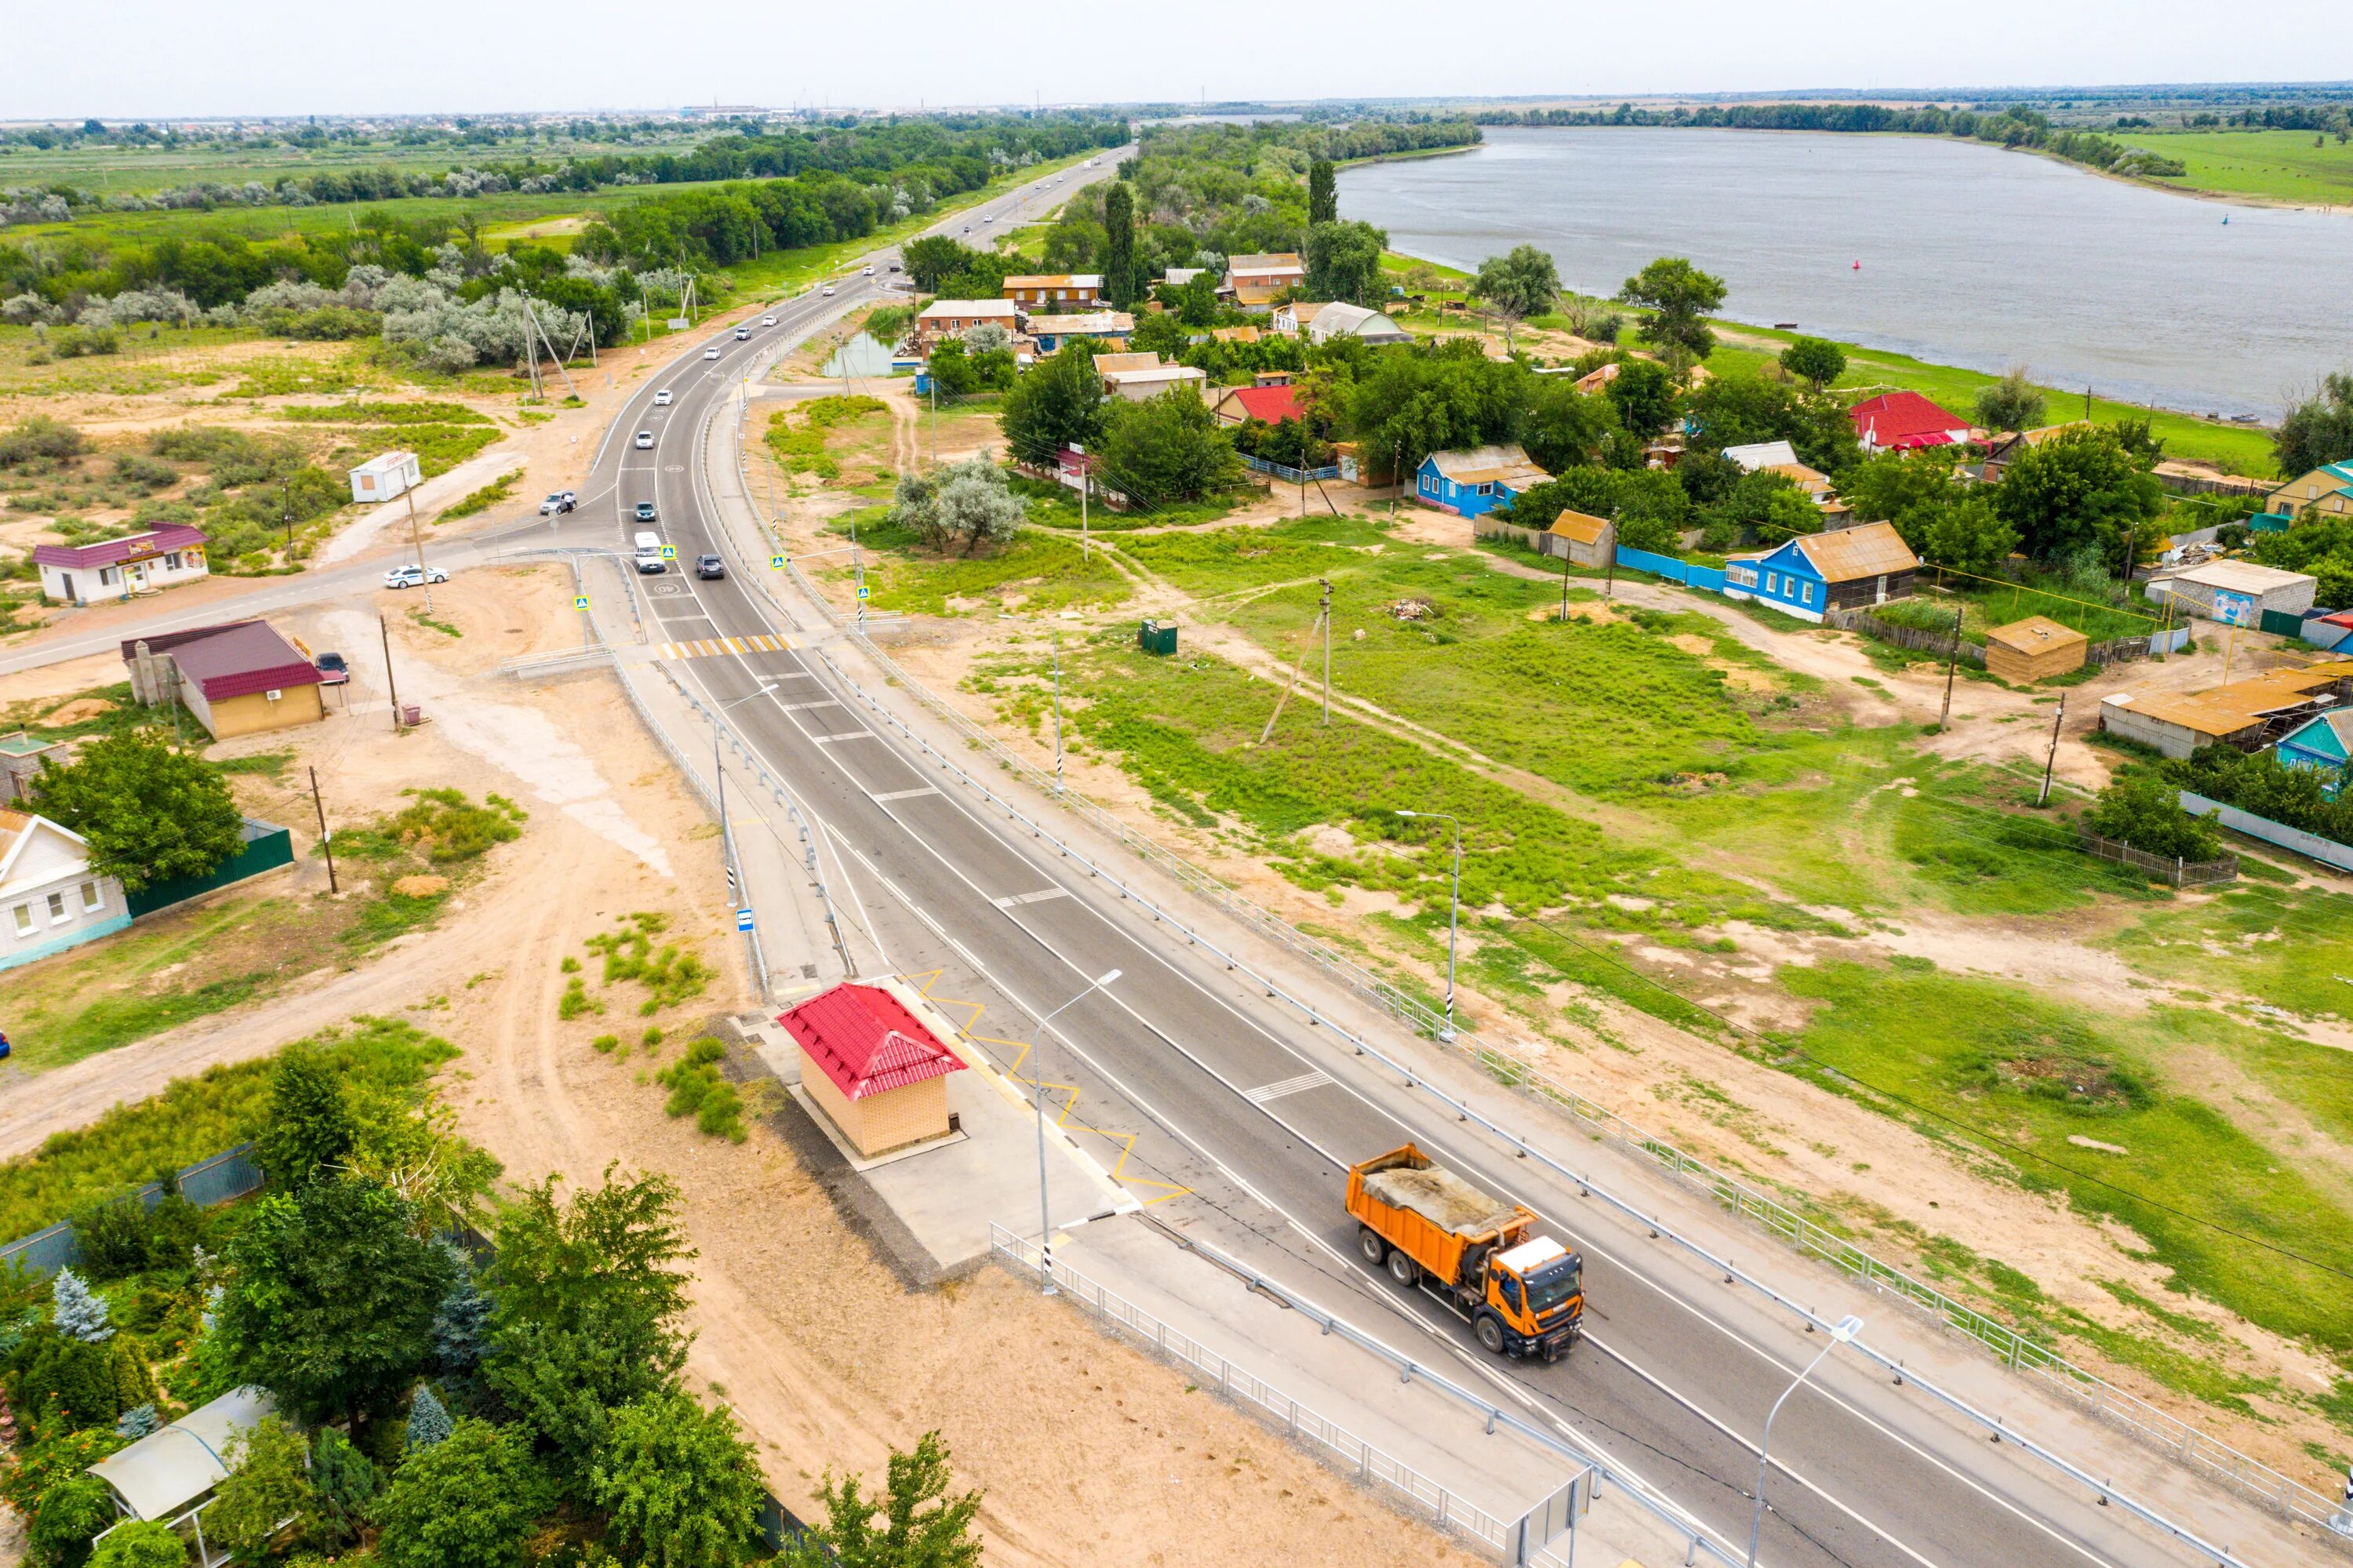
[811,638,2297,1564]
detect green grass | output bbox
[2104,879,2353,1024]
[2111,129,2353,205]
[1781,959,2353,1353]
[0,133,711,198]
[851,511,1130,617]
[436,467,522,521]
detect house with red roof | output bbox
[1849,391,1973,456]
[119,620,323,740]
[33,525,208,606]
[1208,383,1304,429]
[777,980,969,1157]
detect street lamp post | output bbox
[1031,968,1121,1293]
[1747,1315,1864,1568]
[1395,809,1461,1040]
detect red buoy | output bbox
[1853,260,1861,270]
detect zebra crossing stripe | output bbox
[1244,1070,1333,1104]
[655,633,799,663]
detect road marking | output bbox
[777,699,841,712]
[991,887,1071,910]
[870,787,940,802]
[656,633,797,660]
[1243,1069,1333,1104]
[812,730,877,744]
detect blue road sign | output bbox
[735,908,755,933]
[573,595,590,611]
[856,584,871,600]
[661,544,678,559]
[770,555,786,570]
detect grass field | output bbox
[2111,129,2353,206]
[0,133,714,197]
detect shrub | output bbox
[655,1040,746,1143]
[440,469,523,522]
[371,1418,553,1568]
[29,1473,115,1566]
[89,1519,189,1568]
[0,417,89,470]
[2083,774,2224,861]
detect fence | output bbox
[1824,607,1986,667]
[2181,789,2353,874]
[2079,828,2239,887]
[810,633,2306,1555]
[125,820,293,919]
[1,1143,264,1278]
[1239,453,1340,483]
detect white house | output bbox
[1719,440,1800,472]
[33,526,209,606]
[1,809,129,971]
[347,451,421,504]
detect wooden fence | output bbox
[1824,607,1986,666]
[2079,829,2238,887]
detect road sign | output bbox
[661,544,677,559]
[769,555,785,570]
[573,595,590,611]
[735,908,755,933]
[856,584,871,600]
[666,317,690,329]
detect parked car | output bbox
[696,554,726,580]
[539,491,575,515]
[635,431,654,449]
[704,346,721,360]
[384,564,448,590]
[654,390,673,406]
[762,315,776,327]
[634,500,658,522]
[314,651,349,686]
[733,326,750,340]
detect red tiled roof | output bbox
[157,622,321,701]
[1226,384,1302,424]
[1849,391,1969,449]
[31,525,207,570]
[778,982,966,1101]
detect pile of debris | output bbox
[1387,597,1440,622]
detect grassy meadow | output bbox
[2112,128,2353,206]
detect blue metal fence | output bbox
[0,1141,265,1278]
[1613,546,1691,583]
[1240,453,1340,483]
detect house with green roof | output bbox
[2275,709,2353,797]
[2268,461,2353,526]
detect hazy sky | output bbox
[9,0,2351,120]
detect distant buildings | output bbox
[1300,301,1412,348]
[1225,252,1305,310]
[911,299,1020,351]
[32,525,209,606]
[1090,351,1206,402]
[1208,384,1303,428]
[1024,310,1133,354]
[1002,273,1104,308]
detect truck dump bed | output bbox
[1362,1163,1525,1237]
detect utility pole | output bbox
[2038,693,2065,806]
[1050,639,1067,795]
[279,478,292,561]
[405,489,435,615]
[1560,544,1572,621]
[380,615,402,731]
[1076,445,1090,562]
[1940,604,1963,730]
[1603,530,1617,600]
[929,376,938,467]
[1319,577,1332,726]
[309,766,338,893]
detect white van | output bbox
[633,531,667,574]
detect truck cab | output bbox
[1480,1236,1583,1358]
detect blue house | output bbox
[1416,444,1551,519]
[2276,711,2353,795]
[1722,521,1920,624]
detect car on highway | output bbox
[821,284,835,297]
[538,491,575,515]
[981,215,992,224]
[733,326,749,340]
[383,564,448,590]
[634,430,654,449]
[632,530,667,573]
[962,225,970,235]
[634,500,658,522]
[703,345,721,360]
[654,390,673,406]
[696,554,725,579]
[861,264,875,276]
[313,651,349,686]
[762,315,776,327]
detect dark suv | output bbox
[696,555,726,580]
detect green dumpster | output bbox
[1139,619,1178,656]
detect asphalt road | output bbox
[578,166,2231,1568]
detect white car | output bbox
[383,564,448,590]
[654,390,672,406]
[981,216,992,224]
[703,345,721,360]
[762,314,776,326]
[861,265,874,277]
[634,431,654,449]
[822,284,835,297]
[733,326,749,340]
[536,490,575,516]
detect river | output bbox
[1337,126,2353,422]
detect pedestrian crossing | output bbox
[1244,1069,1334,1104]
[655,633,797,660]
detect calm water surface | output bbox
[1339,127,2353,420]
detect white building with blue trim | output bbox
[2,809,129,971]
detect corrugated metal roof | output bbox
[1003,275,1103,289]
[1091,351,1161,373]
[1427,444,1551,489]
[1795,521,1918,583]
[31,524,207,571]
[916,299,1019,319]
[1227,253,1303,274]
[89,1386,275,1521]
[777,982,966,1101]
[163,622,321,702]
[1547,510,1611,546]
[2169,560,2315,595]
[1984,615,2088,653]
[2108,661,2353,737]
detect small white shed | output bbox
[347,450,421,504]
[88,1385,278,1563]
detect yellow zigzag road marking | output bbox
[902,970,1191,1206]
[656,633,797,661]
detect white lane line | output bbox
[991,888,1071,910]
[778,699,841,712]
[1244,1069,1333,1104]
[812,730,877,744]
[870,787,940,802]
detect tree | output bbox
[793,1432,981,1568]
[25,732,243,893]
[486,1166,693,1338]
[2084,775,2224,860]
[1307,158,1337,225]
[1780,337,1846,391]
[924,339,977,398]
[371,1418,552,1568]
[1101,183,1141,309]
[1602,358,1678,439]
[1343,337,1530,479]
[2273,373,2353,477]
[1164,270,1220,327]
[88,1521,188,1568]
[1718,471,1822,543]
[1520,378,1617,475]
[52,1268,112,1343]
[593,1392,766,1568]
[886,470,945,549]
[1000,344,1103,463]
[1686,374,1860,473]
[1991,425,2165,564]
[307,1426,381,1550]
[1099,389,1238,506]
[1973,370,2047,433]
[484,1314,686,1495]
[253,1042,357,1190]
[206,1417,315,1563]
[406,1384,454,1451]
[900,236,981,294]
[1616,257,1726,373]
[1922,493,2021,574]
[431,1253,494,1410]
[1303,220,1387,307]
[28,1475,115,1568]
[1470,245,1559,349]
[932,453,1027,554]
[216,1178,455,1426]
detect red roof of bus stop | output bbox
[776,982,966,1101]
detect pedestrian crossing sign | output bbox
[661,544,677,558]
[769,555,785,570]
[573,595,589,611]
[856,584,871,600]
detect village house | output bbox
[1002,273,1104,308]
[911,298,1022,351]
[1090,351,1207,402]
[2275,710,2353,795]
[2100,662,2353,759]
[1301,300,1412,348]
[1209,325,1262,346]
[1024,310,1133,355]
[32,525,209,606]
[2147,559,2317,627]
[1722,520,1919,621]
[1849,391,1973,455]
[1719,439,1799,471]
[1226,252,1306,310]
[1208,383,1303,429]
[2268,461,2353,523]
[1415,444,1552,519]
[1975,424,2089,484]
[1,809,128,971]
[122,620,325,741]
[1572,361,1620,395]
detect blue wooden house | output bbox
[1415,444,1551,519]
[1721,521,1920,624]
[2276,710,2353,795]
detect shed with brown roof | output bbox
[1984,616,2088,682]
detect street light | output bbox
[1031,967,1121,1294]
[1394,809,1461,1041]
[1747,1315,1864,1568]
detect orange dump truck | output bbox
[1345,1144,1583,1361]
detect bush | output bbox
[0,416,90,470]
[372,1418,554,1568]
[89,1519,190,1568]
[28,1473,115,1567]
[440,470,523,522]
[2083,773,2224,861]
[2165,742,2353,844]
[655,1040,746,1143]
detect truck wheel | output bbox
[1386,1249,1419,1287]
[1357,1228,1387,1266]
[1475,1315,1507,1355]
